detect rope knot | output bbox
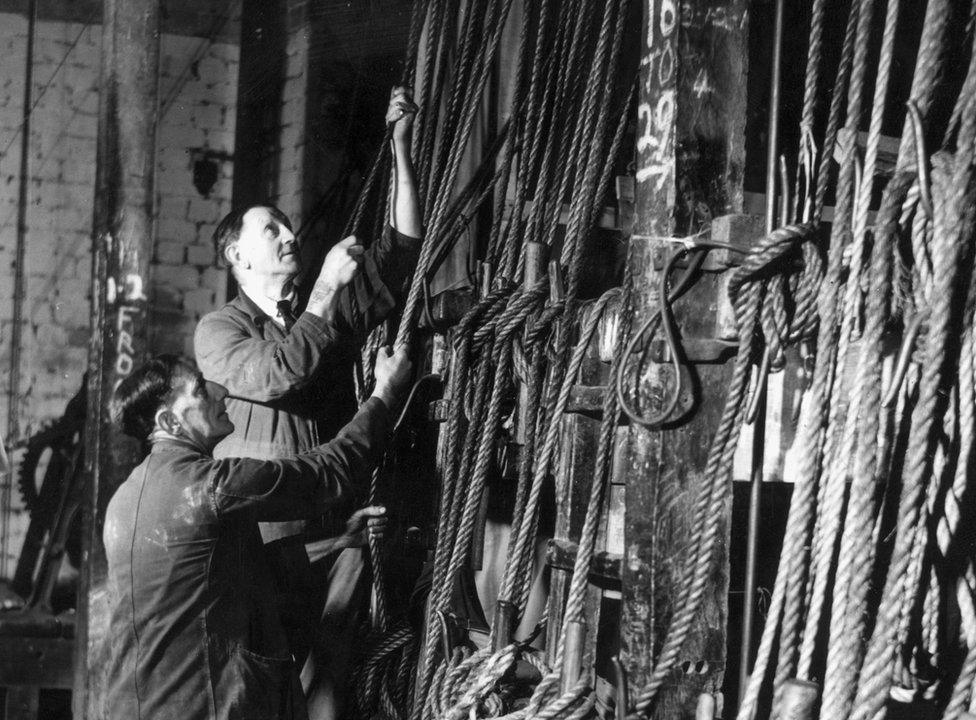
[729,222,824,368]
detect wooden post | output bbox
[621,1,749,718]
[74,0,160,717]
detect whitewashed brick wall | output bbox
[0,12,240,572]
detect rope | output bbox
[796,0,902,685]
[850,103,975,720]
[734,3,976,717]
[410,290,514,719]
[624,222,822,719]
[405,1,634,716]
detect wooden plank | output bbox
[75,1,161,717]
[546,409,604,671]
[546,539,621,585]
[621,1,749,717]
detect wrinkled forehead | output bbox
[241,205,293,234]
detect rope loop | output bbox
[729,222,823,369]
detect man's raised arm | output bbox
[387,86,421,239]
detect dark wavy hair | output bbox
[212,204,293,268]
[112,354,192,441]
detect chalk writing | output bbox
[637,0,678,192]
[106,273,147,304]
[636,92,675,188]
[112,304,142,392]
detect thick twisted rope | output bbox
[438,287,619,720]
[850,108,976,720]
[769,1,879,705]
[397,0,517,351]
[628,223,822,718]
[410,291,514,717]
[796,0,903,685]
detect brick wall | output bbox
[153,30,239,357]
[0,11,240,573]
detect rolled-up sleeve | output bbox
[333,225,422,341]
[195,309,341,402]
[209,397,391,521]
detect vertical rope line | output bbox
[797,0,902,682]
[737,3,863,712]
[813,1,860,222]
[850,100,975,720]
[770,2,878,709]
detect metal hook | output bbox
[611,657,628,720]
[436,610,455,661]
[882,312,925,408]
[393,373,442,434]
[745,346,773,424]
[906,101,934,219]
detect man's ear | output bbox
[224,242,248,270]
[155,407,181,437]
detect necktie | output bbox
[276,300,297,332]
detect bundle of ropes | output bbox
[342,0,976,718]
[343,0,639,717]
[733,0,976,719]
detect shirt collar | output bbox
[238,286,297,327]
[150,434,211,456]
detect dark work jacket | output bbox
[102,398,390,720]
[194,225,420,542]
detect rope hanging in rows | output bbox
[622,222,823,718]
[421,5,637,719]
[400,0,637,716]
[339,3,431,715]
[395,0,517,353]
[735,0,976,718]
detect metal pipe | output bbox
[739,0,784,703]
[2,0,37,580]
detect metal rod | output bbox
[738,0,784,702]
[2,0,38,579]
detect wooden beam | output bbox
[74,0,160,717]
[621,0,749,717]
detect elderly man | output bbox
[103,347,411,720]
[194,87,421,716]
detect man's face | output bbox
[167,366,234,451]
[232,206,300,279]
